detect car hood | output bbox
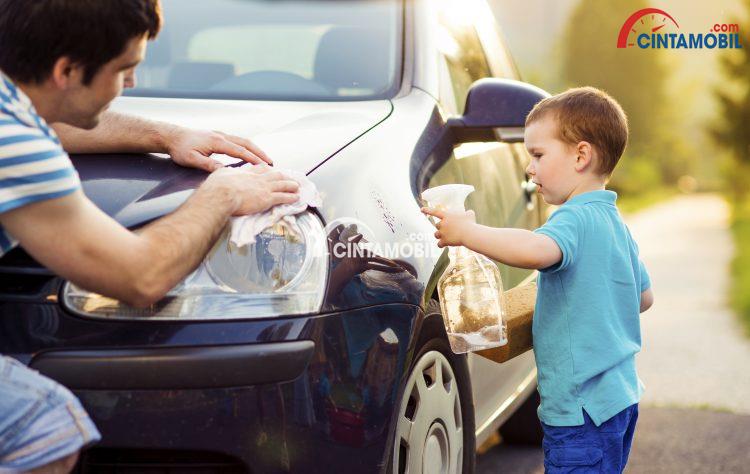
[71,96,391,227]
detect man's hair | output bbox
[0,0,161,85]
[525,87,629,176]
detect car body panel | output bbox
[113,96,393,174]
[71,97,391,228]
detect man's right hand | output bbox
[0,164,302,308]
[203,165,300,216]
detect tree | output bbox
[560,0,680,193]
[712,0,750,198]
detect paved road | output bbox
[478,194,750,473]
[629,194,750,412]
[477,407,750,473]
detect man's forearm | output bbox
[461,224,554,269]
[52,111,175,154]
[132,184,237,304]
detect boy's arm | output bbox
[52,111,272,172]
[420,207,563,270]
[640,288,654,313]
[462,223,562,270]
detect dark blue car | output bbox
[0,0,550,472]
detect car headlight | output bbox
[63,212,328,320]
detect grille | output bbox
[0,248,55,297]
[75,448,249,474]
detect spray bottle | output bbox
[422,184,508,353]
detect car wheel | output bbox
[389,320,475,473]
[498,390,544,445]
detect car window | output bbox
[472,1,521,80]
[426,142,535,289]
[129,0,402,101]
[436,6,492,113]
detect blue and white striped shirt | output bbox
[0,71,81,256]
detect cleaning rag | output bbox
[228,166,321,247]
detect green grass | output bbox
[617,186,679,214]
[729,195,750,337]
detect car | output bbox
[0,0,550,472]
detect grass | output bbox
[617,186,679,214]
[729,194,750,337]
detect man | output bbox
[0,0,300,471]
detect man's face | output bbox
[524,114,580,206]
[60,35,146,129]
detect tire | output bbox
[498,390,544,445]
[387,310,476,474]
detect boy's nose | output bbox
[525,162,534,176]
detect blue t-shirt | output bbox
[532,190,651,427]
[0,70,80,256]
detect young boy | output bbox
[421,87,654,473]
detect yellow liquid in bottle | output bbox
[439,246,508,353]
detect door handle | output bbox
[521,180,537,210]
[521,180,538,195]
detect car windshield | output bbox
[127,0,402,101]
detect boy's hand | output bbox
[420,207,476,248]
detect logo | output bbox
[325,217,441,260]
[617,8,742,49]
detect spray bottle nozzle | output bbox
[421,184,475,212]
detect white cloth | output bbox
[229,167,321,247]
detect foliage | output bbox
[713,0,750,335]
[730,196,750,336]
[559,0,696,193]
[712,0,750,199]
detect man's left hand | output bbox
[165,127,273,172]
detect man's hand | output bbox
[0,166,301,309]
[420,207,476,248]
[202,166,300,216]
[164,126,273,172]
[53,111,274,172]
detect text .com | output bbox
[711,23,740,33]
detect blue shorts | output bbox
[541,404,638,474]
[0,356,101,472]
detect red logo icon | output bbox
[617,8,680,48]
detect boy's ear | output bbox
[574,141,594,173]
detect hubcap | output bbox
[392,350,463,474]
[423,422,449,473]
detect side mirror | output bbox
[447,78,550,143]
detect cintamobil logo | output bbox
[617,7,743,49]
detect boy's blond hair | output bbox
[526,87,629,176]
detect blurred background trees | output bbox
[490,0,741,202]
[561,0,676,196]
[489,0,750,330]
[713,0,750,200]
[712,0,750,333]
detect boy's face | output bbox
[524,114,581,206]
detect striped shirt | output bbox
[0,71,80,257]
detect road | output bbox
[477,194,750,473]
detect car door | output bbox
[429,0,540,435]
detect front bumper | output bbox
[2,302,422,473]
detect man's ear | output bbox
[574,141,594,172]
[50,57,84,90]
